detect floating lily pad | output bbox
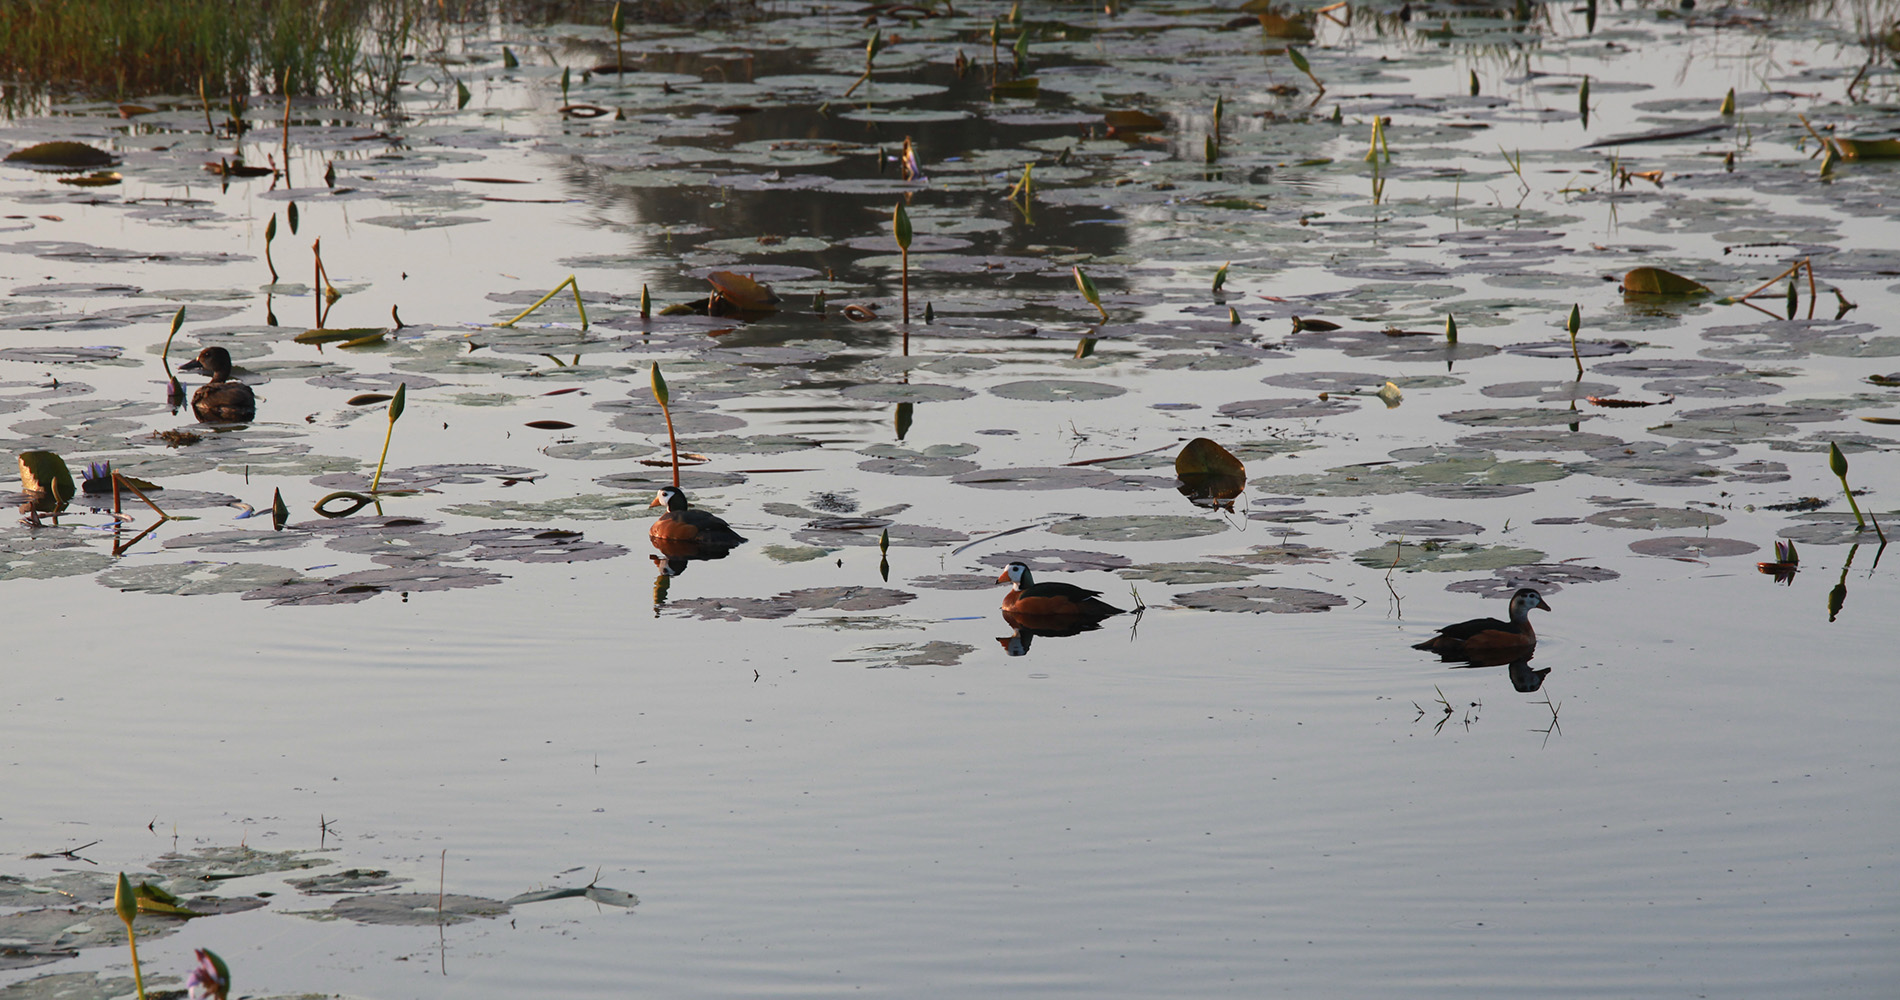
[988,379,1126,402]
[1584,507,1727,530]
[151,845,331,879]
[327,893,510,926]
[792,523,966,548]
[1373,519,1484,536]
[1352,541,1546,573]
[761,544,836,563]
[1775,512,1894,545]
[1218,397,1357,420]
[460,528,627,563]
[96,562,307,596]
[906,573,1003,590]
[1628,536,1760,559]
[1048,515,1227,543]
[1175,586,1346,614]
[1441,408,1592,428]
[840,382,974,403]
[287,869,411,894]
[949,466,1118,490]
[1117,561,1264,585]
[1224,542,1337,565]
[978,549,1132,572]
[1445,563,1621,597]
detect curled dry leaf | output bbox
[707,271,779,311]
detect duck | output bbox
[648,486,746,549]
[995,561,1126,618]
[1413,588,1551,658]
[178,346,256,423]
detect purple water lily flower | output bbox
[186,948,230,1000]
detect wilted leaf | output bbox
[1829,137,1900,159]
[1175,437,1246,479]
[1103,110,1166,133]
[707,271,779,311]
[18,451,76,508]
[1622,267,1711,295]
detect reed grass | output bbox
[0,0,393,102]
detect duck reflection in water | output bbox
[993,561,1126,656]
[1445,654,1551,693]
[178,346,256,424]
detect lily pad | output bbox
[1628,536,1760,559]
[1047,515,1227,542]
[978,549,1132,572]
[988,379,1126,402]
[1116,561,1264,585]
[1175,586,1346,614]
[1372,519,1484,536]
[840,382,974,403]
[1584,507,1727,530]
[327,893,511,926]
[96,562,307,596]
[1352,541,1546,573]
[949,466,1118,490]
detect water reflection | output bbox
[1448,654,1552,694]
[996,611,1116,657]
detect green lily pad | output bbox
[1628,536,1760,559]
[949,466,1118,490]
[1584,507,1727,530]
[979,549,1132,572]
[988,379,1126,402]
[1116,561,1264,585]
[443,494,648,520]
[840,382,974,403]
[1352,541,1547,573]
[1175,586,1346,614]
[96,562,308,596]
[326,893,510,926]
[1048,515,1227,542]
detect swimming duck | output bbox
[1413,588,1551,658]
[178,346,256,423]
[648,486,746,549]
[995,561,1126,618]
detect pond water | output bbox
[3,1,1898,997]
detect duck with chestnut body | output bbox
[648,486,746,551]
[995,561,1125,618]
[178,346,255,423]
[1413,588,1551,658]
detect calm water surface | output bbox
[2,1,1897,996]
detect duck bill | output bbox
[1536,596,1553,611]
[995,569,1013,584]
[649,494,665,508]
[179,359,206,373]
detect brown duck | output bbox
[1413,588,1551,658]
[178,346,256,423]
[648,487,746,549]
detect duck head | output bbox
[179,346,236,381]
[996,561,1031,588]
[650,486,691,511]
[1508,588,1552,621]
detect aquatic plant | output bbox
[185,948,230,1000]
[369,383,407,493]
[114,873,146,1000]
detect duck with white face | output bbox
[1413,587,1552,659]
[648,486,746,551]
[995,561,1126,618]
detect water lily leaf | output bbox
[1219,397,1357,420]
[4,142,117,168]
[840,382,974,403]
[327,893,510,926]
[1175,438,1245,479]
[761,544,835,563]
[988,380,1126,402]
[1048,515,1227,542]
[1628,536,1760,559]
[858,455,981,476]
[1176,586,1344,614]
[96,562,307,596]
[906,573,1000,590]
[792,523,966,548]
[1352,541,1546,573]
[444,494,648,521]
[17,451,75,507]
[1373,519,1484,536]
[949,466,1118,490]
[1445,563,1622,597]
[1775,512,1895,545]
[1224,542,1336,565]
[151,846,330,879]
[1103,109,1166,133]
[1,548,113,581]
[668,596,798,621]
[1583,507,1727,530]
[1623,267,1710,295]
[287,869,410,894]
[777,586,914,611]
[978,549,1132,572]
[1117,561,1264,585]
